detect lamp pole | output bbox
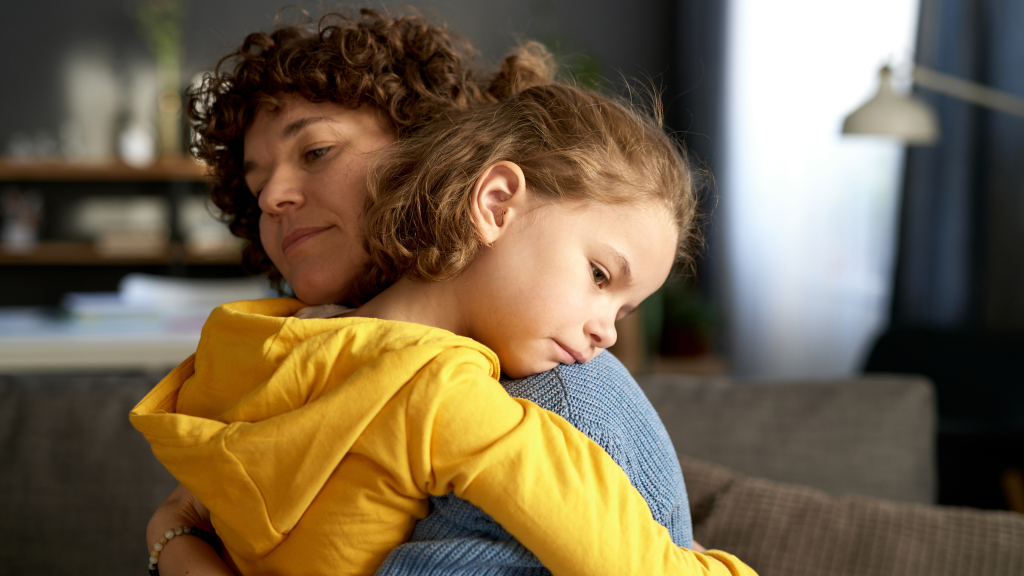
[912,66,1024,120]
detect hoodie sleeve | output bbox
[398,350,758,576]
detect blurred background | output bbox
[1,0,1021,512]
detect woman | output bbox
[150,8,696,575]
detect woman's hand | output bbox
[147,484,236,576]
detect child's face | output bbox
[459,199,677,379]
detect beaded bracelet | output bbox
[147,525,221,576]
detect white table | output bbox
[0,307,203,372]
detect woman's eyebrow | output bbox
[282,116,338,139]
[244,116,340,176]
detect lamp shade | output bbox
[842,67,939,145]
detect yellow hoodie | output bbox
[130,298,755,576]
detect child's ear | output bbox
[471,161,527,244]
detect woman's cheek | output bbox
[258,212,281,257]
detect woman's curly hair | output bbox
[355,83,700,304]
[188,7,553,286]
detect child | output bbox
[131,84,754,576]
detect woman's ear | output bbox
[470,161,527,244]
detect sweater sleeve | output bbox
[402,354,757,576]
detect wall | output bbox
[0,0,679,146]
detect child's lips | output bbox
[282,226,333,255]
[554,340,586,364]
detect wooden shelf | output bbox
[0,156,208,182]
[0,241,240,266]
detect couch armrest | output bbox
[638,375,936,504]
[680,455,1024,576]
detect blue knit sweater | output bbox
[375,351,692,575]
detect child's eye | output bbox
[591,264,609,287]
[304,147,331,162]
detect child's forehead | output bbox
[534,197,675,240]
[555,194,675,221]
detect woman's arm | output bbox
[147,484,235,576]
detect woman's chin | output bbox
[288,266,362,306]
[291,281,347,306]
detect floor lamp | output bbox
[842,65,1024,143]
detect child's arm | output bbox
[402,355,757,576]
[378,353,698,574]
[147,484,235,576]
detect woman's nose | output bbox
[258,171,306,215]
[586,316,618,349]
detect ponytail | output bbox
[486,41,557,100]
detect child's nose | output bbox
[586,317,617,350]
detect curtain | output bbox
[893,0,1024,329]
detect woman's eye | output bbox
[591,264,609,287]
[305,147,331,162]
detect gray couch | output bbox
[638,375,1024,576]
[639,375,936,504]
[2,372,1022,575]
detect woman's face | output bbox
[244,94,395,305]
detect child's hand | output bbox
[691,540,707,552]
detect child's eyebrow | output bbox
[610,247,633,286]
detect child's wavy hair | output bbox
[356,83,700,303]
[187,7,554,286]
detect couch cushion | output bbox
[0,374,177,576]
[638,375,936,503]
[681,455,1024,576]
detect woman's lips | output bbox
[281,226,333,256]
